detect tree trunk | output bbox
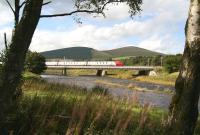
[168,0,200,135]
[0,0,43,132]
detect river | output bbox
[41,75,179,109]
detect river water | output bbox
[41,75,179,109]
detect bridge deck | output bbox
[47,65,154,70]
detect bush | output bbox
[25,51,47,74]
[91,85,109,95]
[163,54,182,73]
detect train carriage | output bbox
[46,61,123,66]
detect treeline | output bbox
[118,54,182,73]
[0,51,46,74]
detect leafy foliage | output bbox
[163,54,182,73]
[91,85,109,95]
[25,51,47,74]
[75,0,142,18]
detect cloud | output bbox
[0,2,13,26]
[0,0,189,54]
[138,35,184,54]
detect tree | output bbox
[163,55,182,73]
[167,0,200,135]
[25,51,47,74]
[0,0,142,132]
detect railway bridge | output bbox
[46,65,156,76]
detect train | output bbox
[46,61,124,66]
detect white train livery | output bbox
[46,61,124,66]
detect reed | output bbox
[5,77,200,135]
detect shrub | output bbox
[91,85,109,95]
[25,51,47,74]
[163,54,182,73]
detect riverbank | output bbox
[45,68,178,86]
[42,75,174,109]
[12,76,167,134]
[5,73,198,134]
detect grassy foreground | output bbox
[7,76,165,134]
[5,73,200,134]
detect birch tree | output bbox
[168,0,200,135]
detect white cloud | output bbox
[0,2,13,26]
[138,35,184,54]
[0,0,189,54]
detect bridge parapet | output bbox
[46,65,155,77]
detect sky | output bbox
[0,0,189,54]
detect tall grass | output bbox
[5,78,200,135]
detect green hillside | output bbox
[41,46,164,60]
[103,46,163,57]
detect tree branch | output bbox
[40,0,124,18]
[4,33,8,50]
[5,0,15,15]
[40,9,101,18]
[19,1,27,8]
[42,1,52,6]
[15,0,20,27]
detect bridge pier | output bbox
[138,70,157,76]
[138,70,150,76]
[96,70,107,77]
[62,68,67,76]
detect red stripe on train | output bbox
[115,61,124,66]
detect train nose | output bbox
[115,61,124,66]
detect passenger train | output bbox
[46,61,124,66]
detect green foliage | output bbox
[91,85,109,95]
[0,49,7,74]
[119,55,163,66]
[76,0,142,18]
[0,49,7,63]
[25,51,47,74]
[163,54,182,73]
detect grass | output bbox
[4,73,200,134]
[23,71,40,80]
[134,72,178,86]
[95,80,173,95]
[45,68,97,76]
[6,77,168,135]
[107,68,178,86]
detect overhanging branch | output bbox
[19,1,27,8]
[40,10,101,18]
[40,0,121,18]
[5,0,15,15]
[42,1,52,6]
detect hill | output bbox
[41,46,164,60]
[103,46,163,58]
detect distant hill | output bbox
[103,46,163,58]
[41,46,164,60]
